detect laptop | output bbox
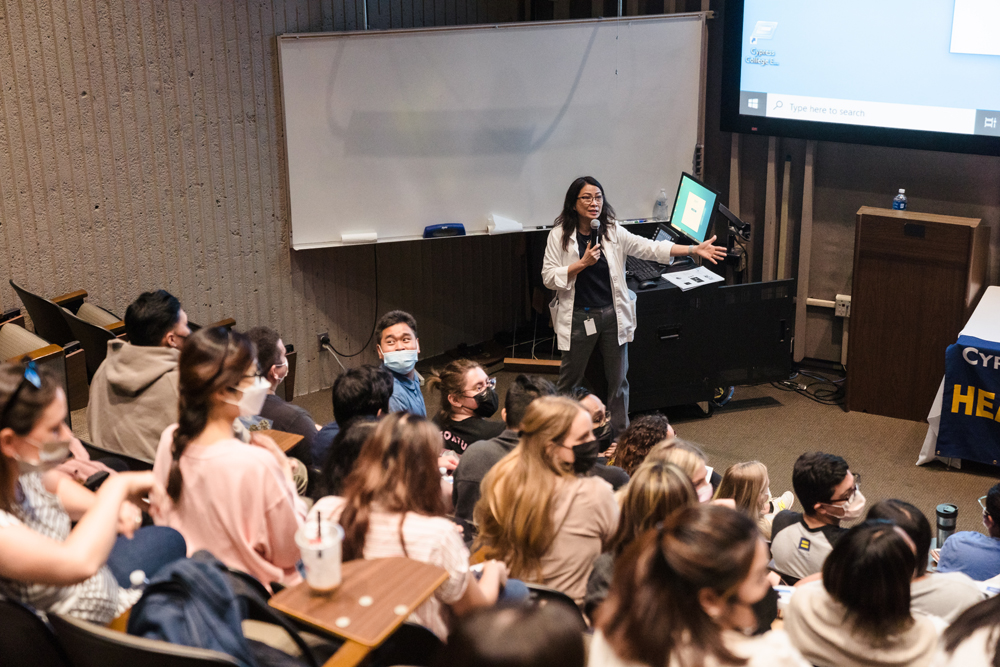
[625,172,720,281]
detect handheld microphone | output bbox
[588,218,600,249]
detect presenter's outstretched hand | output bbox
[580,242,601,268]
[692,236,727,265]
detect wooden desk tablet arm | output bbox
[51,289,88,314]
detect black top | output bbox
[574,232,614,309]
[435,415,506,455]
[259,394,316,466]
[589,461,630,490]
[452,429,520,523]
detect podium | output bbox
[846,207,990,422]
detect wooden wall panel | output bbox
[0,0,526,395]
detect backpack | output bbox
[127,551,320,667]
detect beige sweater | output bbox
[785,581,944,667]
[88,340,180,461]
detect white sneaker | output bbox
[771,491,794,513]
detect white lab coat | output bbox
[542,223,675,351]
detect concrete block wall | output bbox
[0,0,525,395]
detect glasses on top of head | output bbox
[0,361,42,429]
[578,194,604,204]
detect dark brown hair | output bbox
[426,358,483,420]
[168,327,255,503]
[597,505,759,667]
[867,499,931,577]
[338,412,446,561]
[0,362,59,513]
[822,520,915,644]
[614,414,671,475]
[556,176,616,251]
[245,326,282,377]
[434,604,585,667]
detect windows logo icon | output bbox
[747,98,759,110]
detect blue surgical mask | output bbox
[383,349,419,375]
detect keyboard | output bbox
[625,256,664,282]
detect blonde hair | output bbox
[611,461,697,555]
[715,461,768,515]
[645,437,707,482]
[473,396,584,579]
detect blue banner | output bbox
[938,335,1000,465]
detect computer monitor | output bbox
[668,172,719,244]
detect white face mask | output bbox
[272,361,289,385]
[14,437,73,474]
[824,489,867,520]
[697,482,714,504]
[227,377,270,418]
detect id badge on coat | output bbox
[584,317,597,336]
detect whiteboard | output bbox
[278,15,708,249]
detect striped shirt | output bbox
[0,473,139,624]
[310,496,469,640]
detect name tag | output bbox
[584,318,597,336]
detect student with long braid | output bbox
[152,327,306,591]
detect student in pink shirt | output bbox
[152,327,306,590]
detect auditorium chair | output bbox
[48,613,241,667]
[9,279,123,345]
[0,597,71,667]
[0,319,88,413]
[524,583,588,629]
[61,308,119,382]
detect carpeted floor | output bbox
[73,371,999,534]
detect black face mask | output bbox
[570,439,600,475]
[473,387,499,418]
[593,421,613,453]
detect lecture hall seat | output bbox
[48,613,241,667]
[0,597,71,667]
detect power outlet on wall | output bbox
[318,332,331,351]
[835,294,851,318]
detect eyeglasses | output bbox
[0,361,42,429]
[979,496,988,512]
[465,377,497,397]
[829,473,861,505]
[577,194,604,204]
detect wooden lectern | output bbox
[846,207,990,422]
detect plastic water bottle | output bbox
[652,189,669,220]
[892,189,908,210]
[129,569,148,591]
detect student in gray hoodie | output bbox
[87,290,190,462]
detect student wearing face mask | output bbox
[427,359,504,455]
[936,482,1000,581]
[152,327,306,591]
[591,504,809,667]
[245,326,317,466]
[569,387,629,490]
[770,452,864,582]
[474,396,619,605]
[542,177,726,439]
[88,289,192,462]
[375,310,427,417]
[645,438,719,504]
[0,361,186,624]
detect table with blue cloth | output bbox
[919,286,1000,467]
